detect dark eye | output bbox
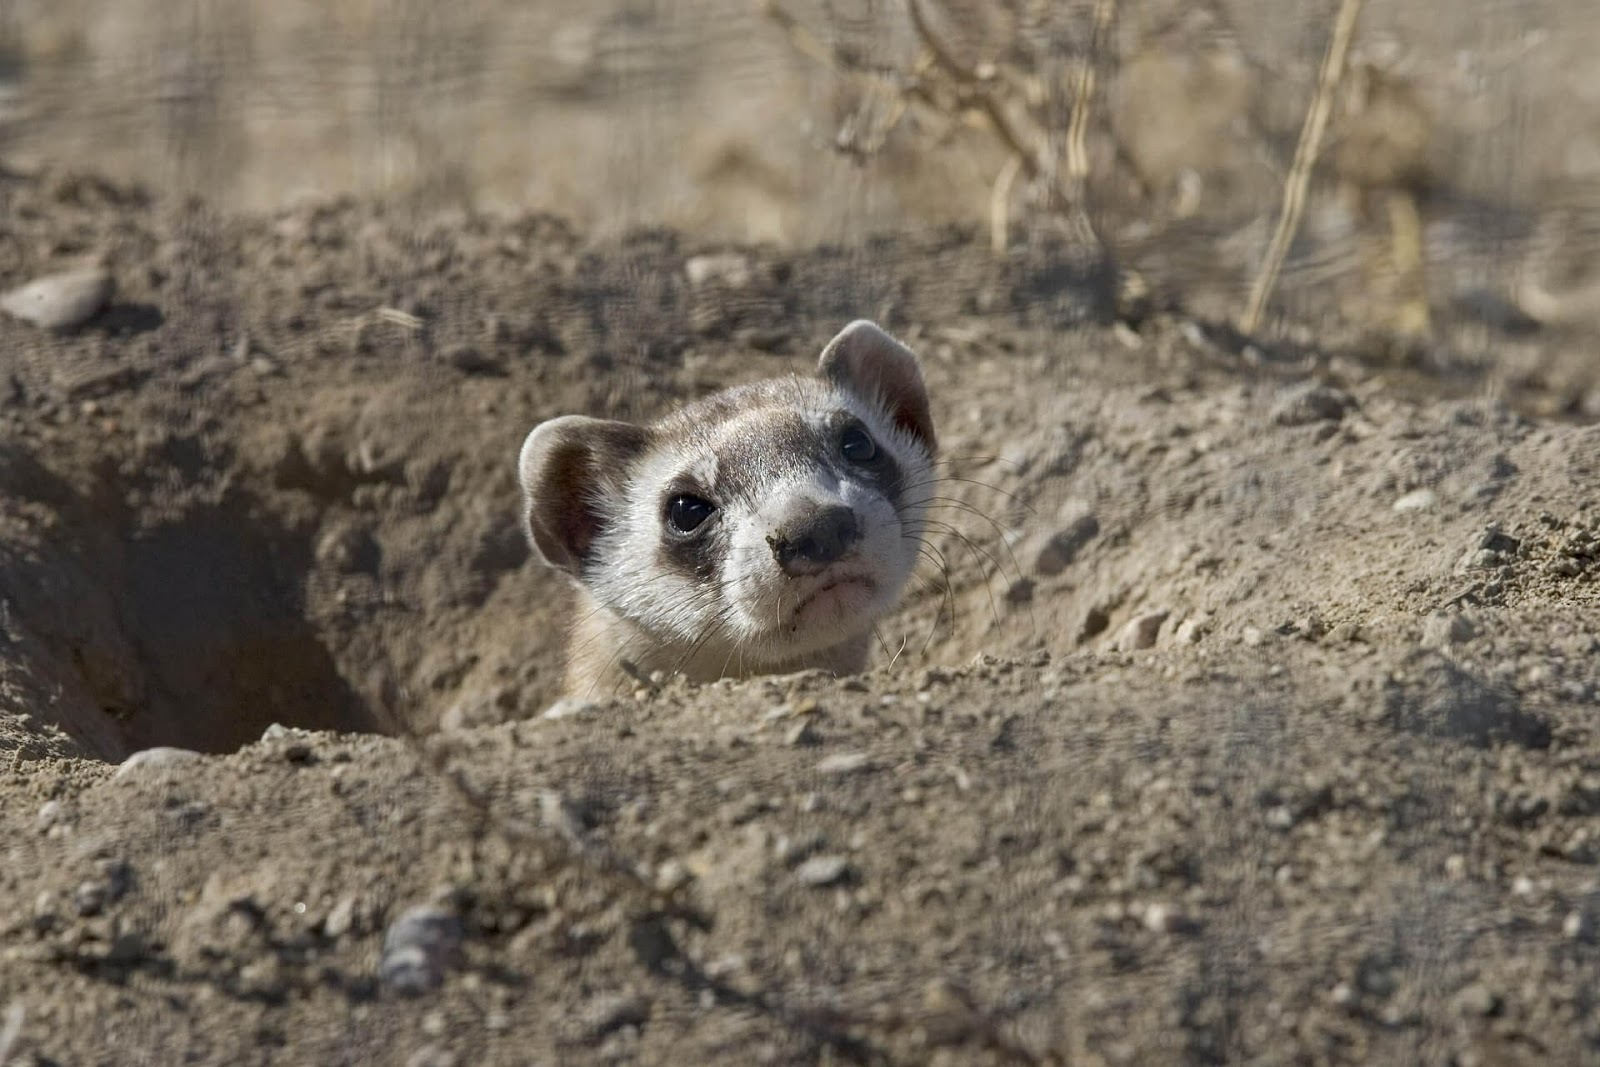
[666,494,716,534]
[840,426,878,464]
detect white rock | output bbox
[817,752,873,776]
[36,799,64,830]
[114,746,204,780]
[794,854,852,887]
[1141,901,1190,934]
[1,267,114,330]
[1392,488,1438,513]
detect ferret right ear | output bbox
[818,319,936,454]
[518,416,650,576]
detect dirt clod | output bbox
[379,906,465,996]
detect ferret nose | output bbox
[767,505,860,573]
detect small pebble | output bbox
[1116,610,1168,652]
[785,720,820,747]
[1456,548,1501,572]
[1141,902,1192,934]
[794,854,852,887]
[1393,488,1438,513]
[1478,527,1520,554]
[379,905,464,996]
[1453,983,1501,1018]
[36,799,64,830]
[1271,382,1355,426]
[654,860,691,893]
[1034,511,1100,576]
[1420,612,1475,649]
[323,896,359,939]
[581,991,650,1039]
[444,344,505,376]
[0,266,114,330]
[114,747,204,780]
[73,880,110,917]
[817,752,873,776]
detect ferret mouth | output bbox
[790,573,877,619]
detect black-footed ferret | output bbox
[519,320,937,695]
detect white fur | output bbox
[582,378,932,679]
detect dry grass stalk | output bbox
[1239,0,1367,334]
[1066,0,1120,190]
[766,0,1119,257]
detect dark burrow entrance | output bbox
[0,441,387,759]
[112,503,382,754]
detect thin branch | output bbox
[1239,0,1367,334]
[905,0,1046,184]
[990,153,1023,253]
[1066,0,1119,188]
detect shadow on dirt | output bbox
[118,502,378,754]
[0,442,382,758]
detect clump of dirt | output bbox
[1,167,1598,1064]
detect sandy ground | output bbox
[0,157,1597,1065]
[2,8,1600,1065]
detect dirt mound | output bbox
[1,168,1598,1063]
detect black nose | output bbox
[767,505,860,572]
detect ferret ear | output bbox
[518,416,650,576]
[817,319,936,454]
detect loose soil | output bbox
[1,166,1598,1065]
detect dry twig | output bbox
[1239,0,1367,334]
[1066,0,1120,191]
[766,0,1120,258]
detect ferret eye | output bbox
[666,494,716,534]
[840,426,878,464]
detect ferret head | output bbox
[519,320,936,678]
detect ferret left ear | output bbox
[817,320,936,454]
[518,415,650,576]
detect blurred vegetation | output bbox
[0,0,1597,393]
